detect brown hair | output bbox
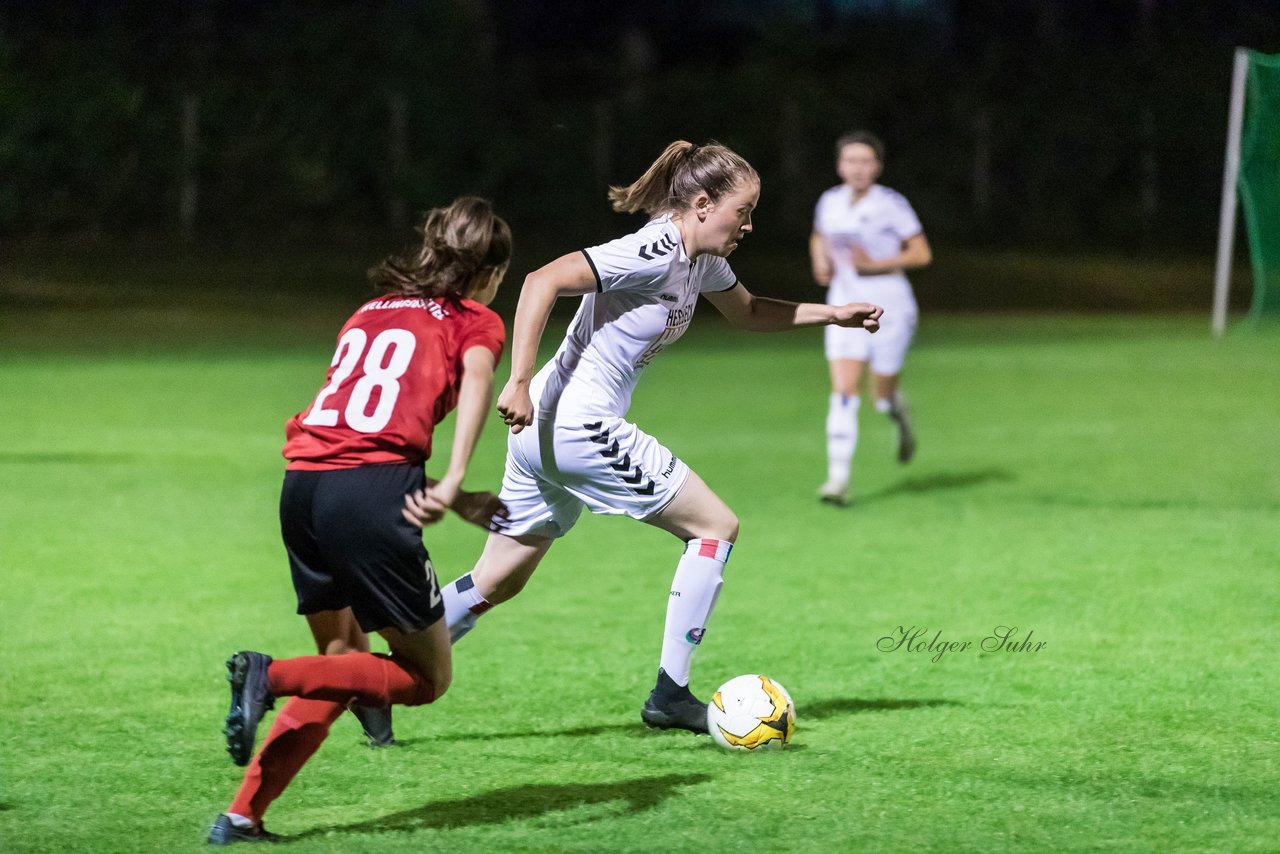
[369,196,511,304]
[607,140,759,216]
[836,130,885,163]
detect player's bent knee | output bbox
[404,665,450,706]
[702,511,738,544]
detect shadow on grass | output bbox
[291,773,711,840]
[396,720,640,745]
[803,698,959,720]
[860,469,1015,503]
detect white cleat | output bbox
[818,480,850,507]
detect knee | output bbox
[709,510,739,544]
[416,665,451,705]
[321,639,359,656]
[488,572,531,604]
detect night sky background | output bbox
[3,1,1279,276]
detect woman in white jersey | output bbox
[405,141,882,733]
[811,131,932,507]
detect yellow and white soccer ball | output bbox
[706,674,796,751]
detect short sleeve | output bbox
[582,230,674,295]
[697,255,738,293]
[886,191,923,241]
[459,305,506,364]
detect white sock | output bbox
[659,538,731,687]
[226,813,254,828]
[826,393,860,484]
[874,397,893,415]
[443,573,492,644]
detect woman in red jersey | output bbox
[207,197,510,845]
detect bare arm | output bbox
[429,345,497,506]
[852,233,933,275]
[496,251,597,433]
[402,345,505,529]
[810,231,833,286]
[703,283,883,334]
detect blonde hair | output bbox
[607,140,758,216]
[369,196,511,303]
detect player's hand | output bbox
[402,488,448,528]
[497,381,534,434]
[831,302,883,333]
[851,245,892,275]
[451,489,510,533]
[424,474,462,512]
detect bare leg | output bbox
[376,618,453,699]
[830,358,865,397]
[305,609,370,655]
[470,531,555,603]
[441,531,554,643]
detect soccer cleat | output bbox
[817,480,850,507]
[890,397,916,463]
[351,703,398,748]
[641,668,709,734]
[206,814,279,845]
[224,651,275,767]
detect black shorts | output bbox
[280,463,443,634]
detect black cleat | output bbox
[351,703,398,748]
[641,668,709,734]
[224,651,275,766]
[207,814,279,845]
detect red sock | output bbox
[267,652,438,707]
[227,697,344,823]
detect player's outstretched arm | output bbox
[852,233,933,275]
[703,282,882,334]
[496,252,597,433]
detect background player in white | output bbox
[404,140,883,734]
[811,130,933,506]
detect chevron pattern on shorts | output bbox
[581,422,656,496]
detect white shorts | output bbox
[497,416,690,539]
[824,305,917,375]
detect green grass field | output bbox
[2,267,1277,851]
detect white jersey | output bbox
[532,214,738,421]
[813,183,922,310]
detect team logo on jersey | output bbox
[686,628,705,645]
[637,234,678,260]
[658,293,678,302]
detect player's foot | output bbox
[817,480,850,507]
[641,668,709,734]
[891,398,916,463]
[351,703,398,748]
[224,651,275,767]
[206,814,279,845]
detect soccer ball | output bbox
[706,674,796,751]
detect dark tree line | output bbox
[2,0,1277,254]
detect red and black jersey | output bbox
[283,296,504,470]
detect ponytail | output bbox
[369,196,512,304]
[608,140,758,217]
